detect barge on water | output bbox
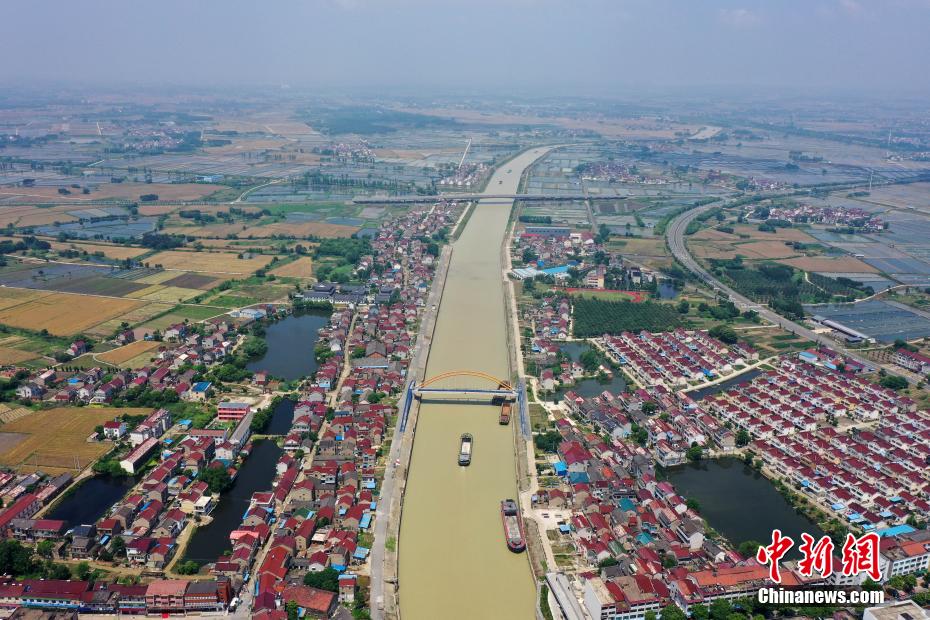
[500,499,526,553]
[458,433,473,466]
[499,402,512,425]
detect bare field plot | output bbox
[1,183,225,203]
[0,290,144,336]
[691,228,740,242]
[0,346,41,364]
[779,256,879,273]
[612,238,668,256]
[127,285,201,303]
[0,205,78,228]
[690,241,739,260]
[852,182,930,210]
[48,242,150,260]
[0,288,51,312]
[96,340,162,366]
[728,241,801,260]
[164,220,358,239]
[137,270,187,285]
[730,224,818,243]
[162,273,221,290]
[269,257,314,279]
[0,407,149,474]
[147,250,274,274]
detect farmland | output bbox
[0,345,41,364]
[269,256,314,280]
[572,298,683,337]
[562,288,647,302]
[0,289,143,336]
[126,284,202,303]
[0,182,224,203]
[96,340,162,366]
[48,241,150,260]
[0,407,149,475]
[146,250,274,274]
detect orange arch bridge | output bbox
[417,370,513,392]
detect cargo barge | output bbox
[458,433,473,466]
[500,499,526,552]
[499,402,511,425]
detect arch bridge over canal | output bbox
[414,369,516,400]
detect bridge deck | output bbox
[353,194,624,204]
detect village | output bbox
[506,210,930,619]
[0,197,466,618]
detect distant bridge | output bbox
[352,193,625,204]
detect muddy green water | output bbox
[398,148,549,620]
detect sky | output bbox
[1,0,929,95]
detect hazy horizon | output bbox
[2,0,930,96]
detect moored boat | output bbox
[500,499,526,552]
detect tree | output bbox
[735,429,751,447]
[708,324,738,344]
[597,557,619,569]
[685,498,700,513]
[0,540,36,576]
[579,349,601,373]
[110,536,126,558]
[200,465,233,494]
[709,598,733,620]
[686,445,703,462]
[641,401,658,415]
[660,604,687,620]
[738,540,762,559]
[861,577,882,592]
[176,560,201,575]
[677,300,690,314]
[36,540,55,558]
[286,600,299,620]
[75,561,91,580]
[534,431,562,453]
[303,567,340,592]
[879,374,908,391]
[689,604,709,620]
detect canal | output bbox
[246,311,329,381]
[399,149,549,619]
[266,398,296,436]
[183,439,283,563]
[47,475,135,529]
[663,457,824,554]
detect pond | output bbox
[685,368,762,401]
[663,457,824,554]
[552,342,627,400]
[183,439,283,564]
[246,311,330,381]
[657,281,679,299]
[47,475,135,529]
[266,398,296,436]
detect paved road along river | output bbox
[398,148,550,619]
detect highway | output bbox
[666,203,882,373]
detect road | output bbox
[666,203,882,372]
